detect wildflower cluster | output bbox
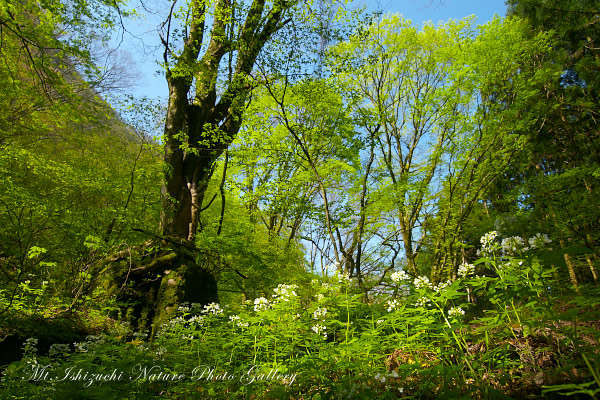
[178,302,202,313]
[187,315,204,325]
[413,276,431,290]
[253,297,270,312]
[272,284,298,302]
[501,236,528,255]
[414,297,431,308]
[477,231,553,258]
[229,314,248,328]
[391,270,410,283]
[386,298,401,312]
[458,262,475,278]
[478,231,499,256]
[311,323,327,339]
[154,347,168,357]
[528,233,552,249]
[168,316,186,328]
[335,271,351,283]
[448,307,465,318]
[432,280,452,292]
[202,302,223,316]
[178,305,190,313]
[313,307,328,320]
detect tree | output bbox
[160,0,306,241]
[106,0,347,333]
[487,0,600,287]
[328,15,555,283]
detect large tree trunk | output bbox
[132,0,295,334]
[159,0,293,242]
[104,242,218,337]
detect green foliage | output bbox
[3,232,599,399]
[479,0,600,289]
[195,165,308,304]
[1,1,599,399]
[0,0,162,346]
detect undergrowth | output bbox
[1,232,599,399]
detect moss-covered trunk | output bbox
[105,243,217,336]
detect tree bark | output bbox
[160,0,294,242]
[114,0,299,334]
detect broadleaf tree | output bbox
[326,15,555,285]
[122,0,353,333]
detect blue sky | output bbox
[361,0,507,26]
[121,0,508,101]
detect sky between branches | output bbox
[111,0,507,102]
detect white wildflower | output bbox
[253,297,270,312]
[336,271,351,283]
[391,270,410,283]
[432,279,452,292]
[202,302,223,316]
[481,231,498,246]
[229,315,247,327]
[311,324,327,338]
[501,236,529,255]
[313,307,328,320]
[448,307,465,318]
[457,263,475,278]
[479,231,499,255]
[169,316,186,327]
[273,283,298,301]
[188,315,204,325]
[386,299,400,312]
[414,297,431,308]
[74,342,88,353]
[413,276,431,290]
[528,233,552,249]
